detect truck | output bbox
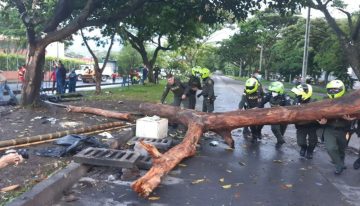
[75,60,118,83]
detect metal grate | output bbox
[74,147,140,168]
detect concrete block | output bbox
[136,116,168,139]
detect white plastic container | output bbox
[136,116,168,139]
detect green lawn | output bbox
[85,81,174,103]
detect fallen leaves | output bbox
[281,184,293,190]
[219,178,224,183]
[238,161,246,166]
[1,184,20,193]
[178,163,187,167]
[273,160,283,164]
[148,196,160,201]
[191,179,205,184]
[222,184,232,189]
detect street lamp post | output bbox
[258,45,263,73]
[301,7,311,83]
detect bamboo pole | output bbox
[0,122,127,148]
[0,124,135,151]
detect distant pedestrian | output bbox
[50,66,56,94]
[154,66,160,84]
[112,73,116,84]
[18,65,26,88]
[0,71,17,104]
[68,69,77,93]
[142,66,148,85]
[55,61,66,94]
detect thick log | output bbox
[140,90,360,131]
[66,105,132,121]
[133,89,360,196]
[132,123,204,197]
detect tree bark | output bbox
[21,44,46,106]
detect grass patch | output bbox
[85,81,174,103]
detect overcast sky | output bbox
[67,0,360,57]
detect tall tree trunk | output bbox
[344,44,360,80]
[324,70,330,86]
[95,65,102,94]
[139,50,155,83]
[21,44,46,106]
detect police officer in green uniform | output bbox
[197,68,215,113]
[318,80,355,175]
[239,77,265,143]
[263,81,291,147]
[183,67,202,109]
[291,84,318,159]
[161,74,187,106]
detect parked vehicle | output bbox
[76,61,118,83]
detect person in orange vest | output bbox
[18,65,26,86]
[50,64,57,94]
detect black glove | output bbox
[197,94,202,98]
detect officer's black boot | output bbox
[275,139,285,148]
[353,158,360,170]
[300,146,307,157]
[306,146,314,159]
[251,133,258,143]
[243,127,251,139]
[334,166,344,175]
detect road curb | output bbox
[7,162,90,206]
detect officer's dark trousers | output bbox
[271,124,287,142]
[250,125,263,139]
[202,98,214,113]
[172,96,183,107]
[187,94,196,109]
[296,126,317,151]
[324,127,347,170]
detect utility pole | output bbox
[302,7,311,83]
[258,45,263,73]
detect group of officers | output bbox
[240,76,359,175]
[161,68,359,175]
[161,67,215,113]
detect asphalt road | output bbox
[56,75,360,206]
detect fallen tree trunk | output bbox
[66,90,360,197]
[132,90,360,196]
[66,105,133,121]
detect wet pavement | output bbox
[55,75,360,206]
